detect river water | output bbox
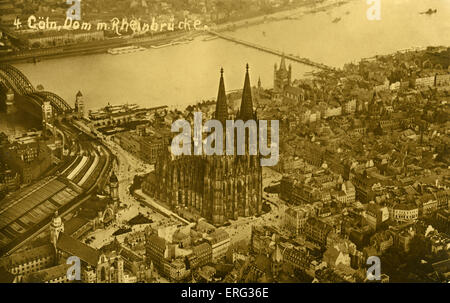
[14,0,450,110]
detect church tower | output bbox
[50,211,64,249]
[75,91,84,118]
[109,172,119,203]
[273,55,292,96]
[256,77,262,101]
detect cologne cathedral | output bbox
[142,65,263,225]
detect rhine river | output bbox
[14,0,450,110]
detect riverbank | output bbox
[0,31,191,64]
[0,0,351,65]
[212,0,351,33]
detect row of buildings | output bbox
[252,48,450,282]
[0,130,58,184]
[113,126,172,165]
[145,222,231,281]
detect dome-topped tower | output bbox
[50,211,64,248]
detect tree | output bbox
[408,235,430,262]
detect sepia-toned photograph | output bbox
[0,0,449,286]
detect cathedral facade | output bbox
[142,66,263,225]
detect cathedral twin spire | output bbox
[239,64,255,121]
[215,64,255,123]
[215,68,228,125]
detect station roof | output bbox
[0,177,80,250]
[64,217,90,236]
[56,233,100,266]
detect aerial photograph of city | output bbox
[0,0,449,286]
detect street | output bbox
[80,133,177,250]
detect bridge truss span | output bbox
[35,91,72,113]
[0,64,34,94]
[0,64,72,114]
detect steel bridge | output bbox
[0,64,72,115]
[0,25,20,40]
[207,30,336,72]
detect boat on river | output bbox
[203,36,218,42]
[108,45,146,55]
[420,8,437,15]
[332,17,341,23]
[150,43,173,49]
